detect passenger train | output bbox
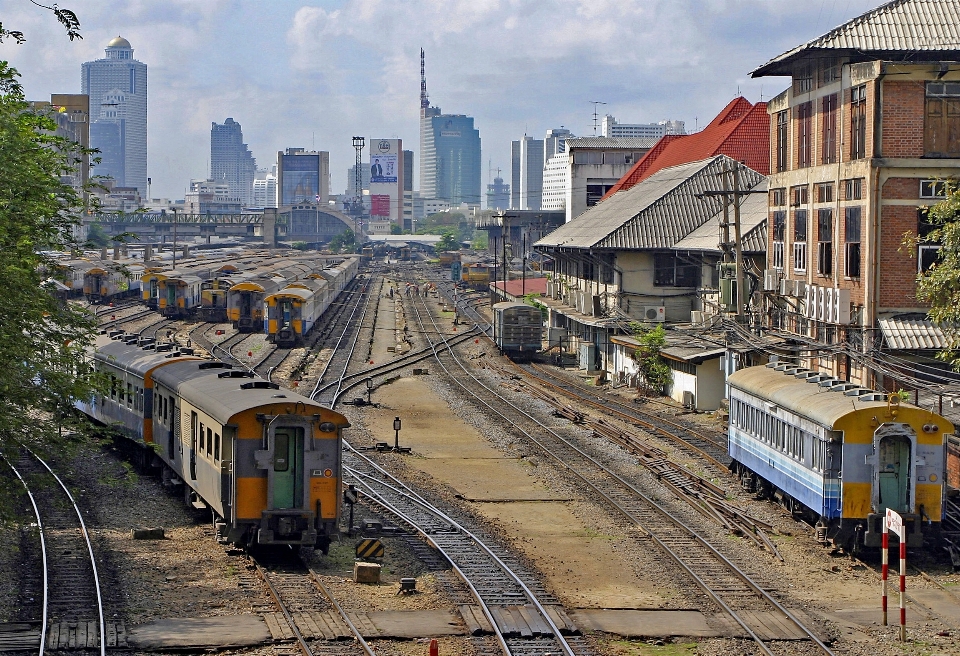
[77,333,348,550]
[728,363,953,551]
[493,302,544,360]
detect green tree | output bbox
[913,182,960,368]
[328,229,357,254]
[436,231,459,252]
[0,61,101,449]
[629,323,672,395]
[86,221,110,248]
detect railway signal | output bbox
[344,484,359,536]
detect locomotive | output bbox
[728,363,953,550]
[77,333,348,550]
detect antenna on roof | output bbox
[590,101,606,136]
[420,48,430,110]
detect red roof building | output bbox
[603,97,769,199]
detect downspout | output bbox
[868,64,888,388]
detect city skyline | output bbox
[2,1,881,200]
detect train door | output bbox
[279,300,293,328]
[240,292,251,320]
[167,283,177,310]
[190,411,198,480]
[872,423,916,514]
[272,427,304,509]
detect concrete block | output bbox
[131,527,165,540]
[354,562,381,584]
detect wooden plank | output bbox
[87,621,98,649]
[46,622,60,650]
[262,612,289,641]
[546,606,580,636]
[321,611,353,639]
[509,607,532,638]
[68,622,78,650]
[490,607,517,636]
[116,622,127,648]
[515,606,546,636]
[346,612,377,638]
[458,605,491,636]
[311,612,338,640]
[293,613,320,640]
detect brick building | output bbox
[751,0,960,388]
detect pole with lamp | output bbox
[391,416,410,452]
[365,377,374,405]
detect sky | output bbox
[0,0,883,200]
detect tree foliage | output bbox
[912,182,960,368]
[629,323,672,395]
[436,231,459,252]
[1,2,82,44]
[328,229,357,254]
[0,61,100,449]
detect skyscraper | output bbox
[82,36,147,195]
[418,50,481,207]
[486,176,510,211]
[211,118,256,206]
[277,148,329,207]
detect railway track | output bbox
[2,449,106,655]
[406,278,835,656]
[343,446,586,656]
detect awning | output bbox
[879,315,955,350]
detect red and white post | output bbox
[884,508,906,642]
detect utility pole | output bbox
[171,207,178,269]
[352,136,365,240]
[731,163,746,322]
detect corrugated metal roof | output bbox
[753,0,960,77]
[673,183,768,253]
[565,136,660,150]
[535,155,765,252]
[879,314,956,349]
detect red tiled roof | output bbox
[602,97,770,200]
[491,277,548,298]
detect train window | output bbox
[199,423,206,452]
[126,382,133,406]
[214,433,220,461]
[162,396,168,423]
[207,428,213,456]
[274,432,290,472]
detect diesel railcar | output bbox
[264,257,359,346]
[77,333,348,550]
[728,363,953,550]
[493,302,543,360]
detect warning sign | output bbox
[355,538,384,559]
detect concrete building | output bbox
[420,111,482,207]
[403,149,415,230]
[277,148,329,207]
[210,118,256,206]
[556,137,658,222]
[30,94,90,190]
[184,178,242,214]
[541,153,569,212]
[346,163,371,199]
[486,176,510,211]
[750,0,960,391]
[253,168,277,208]
[544,127,574,160]
[510,140,521,209]
[601,115,685,139]
[515,135,544,210]
[82,36,147,196]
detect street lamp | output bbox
[393,416,401,450]
[366,377,374,405]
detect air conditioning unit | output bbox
[763,269,780,292]
[804,284,816,319]
[816,285,826,321]
[691,310,705,325]
[779,278,792,296]
[546,280,555,298]
[795,280,807,298]
[644,306,666,322]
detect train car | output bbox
[77,333,348,550]
[461,263,491,291]
[83,259,145,303]
[493,302,543,360]
[728,362,954,551]
[157,272,203,317]
[438,251,461,267]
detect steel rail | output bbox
[343,456,573,656]
[252,560,314,656]
[406,278,835,656]
[303,564,377,656]
[1,454,49,655]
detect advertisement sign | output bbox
[370,154,397,184]
[371,194,391,217]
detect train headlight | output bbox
[922,423,940,433]
[318,422,336,433]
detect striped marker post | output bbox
[899,533,907,642]
[881,517,888,626]
[885,508,906,642]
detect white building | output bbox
[600,115,685,140]
[253,172,277,208]
[82,36,147,196]
[559,137,658,222]
[541,152,569,211]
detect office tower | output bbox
[544,128,573,161]
[253,168,277,208]
[600,115,686,139]
[419,50,482,206]
[511,140,521,209]
[82,36,147,195]
[512,135,543,210]
[402,149,414,230]
[210,118,256,206]
[277,148,329,206]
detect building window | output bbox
[821,94,837,164]
[844,178,863,200]
[797,102,813,168]
[817,209,833,275]
[918,208,942,271]
[772,210,786,270]
[844,207,862,278]
[653,252,700,287]
[776,111,788,173]
[925,82,960,157]
[850,84,867,159]
[920,179,948,199]
[793,209,808,272]
[794,62,814,94]
[771,187,786,206]
[820,58,839,85]
[586,184,613,207]
[815,182,834,203]
[790,184,808,206]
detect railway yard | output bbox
[4,255,960,656]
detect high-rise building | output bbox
[277,148,329,207]
[486,176,510,211]
[29,94,90,190]
[346,163,371,198]
[253,168,277,208]
[510,141,521,209]
[418,50,482,207]
[402,149,414,230]
[600,115,685,139]
[82,36,147,195]
[210,118,256,206]
[544,128,573,162]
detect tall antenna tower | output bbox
[420,48,429,111]
[590,101,607,136]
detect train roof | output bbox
[493,301,537,310]
[94,334,199,377]
[727,364,934,427]
[151,360,347,426]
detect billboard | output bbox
[367,138,402,225]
